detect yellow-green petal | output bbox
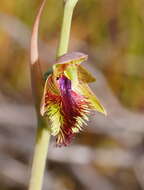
[78,65,96,83]
[45,103,63,136]
[79,83,107,115]
[64,64,79,89]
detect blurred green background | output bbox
[0,0,144,190]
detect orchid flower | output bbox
[29,0,106,189]
[40,52,107,146]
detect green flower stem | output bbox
[29,0,78,190]
[57,0,79,57]
[29,119,50,190]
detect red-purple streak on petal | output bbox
[57,75,89,146]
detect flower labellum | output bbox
[41,52,106,146]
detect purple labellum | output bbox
[59,75,71,93]
[55,75,89,146]
[59,75,75,114]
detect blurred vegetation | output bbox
[0,0,144,110]
[0,0,144,190]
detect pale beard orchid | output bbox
[40,52,106,146]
